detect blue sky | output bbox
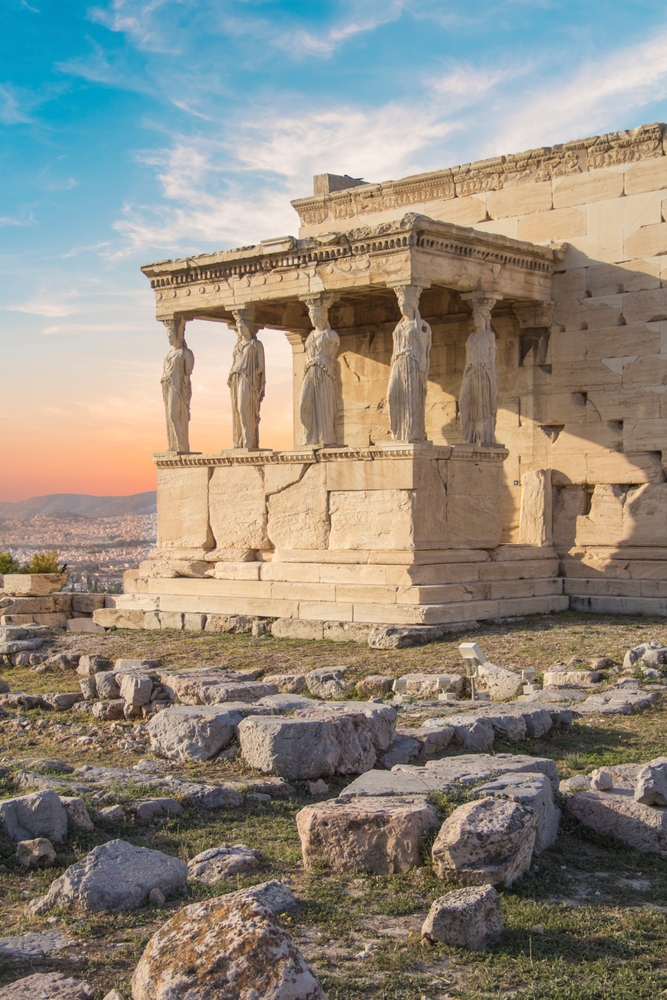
[3,0,667,500]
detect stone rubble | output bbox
[0,789,68,843]
[187,844,260,883]
[0,972,94,1000]
[16,837,56,867]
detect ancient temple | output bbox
[130,123,667,633]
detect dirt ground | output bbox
[1,610,666,999]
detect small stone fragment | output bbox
[97,804,124,822]
[590,768,613,791]
[422,885,503,950]
[59,797,94,831]
[188,844,260,883]
[0,972,94,999]
[356,675,394,698]
[305,665,350,700]
[308,779,329,795]
[16,837,56,868]
[148,887,165,905]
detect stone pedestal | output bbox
[125,446,566,628]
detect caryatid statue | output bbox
[387,284,432,442]
[459,293,500,446]
[299,295,340,447]
[161,317,194,453]
[228,306,265,450]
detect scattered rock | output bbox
[379,735,422,768]
[97,804,124,822]
[590,657,614,671]
[135,798,183,822]
[79,677,97,700]
[59,797,94,831]
[294,701,397,751]
[590,768,614,791]
[422,885,503,950]
[476,662,522,701]
[356,675,393,698]
[472,772,560,853]
[0,972,94,999]
[0,929,69,957]
[91,699,125,720]
[77,654,113,676]
[263,672,307,693]
[444,715,495,751]
[148,887,165,905]
[114,658,161,671]
[131,892,324,1000]
[308,779,329,795]
[577,688,660,715]
[147,704,243,761]
[118,672,152,707]
[623,641,667,671]
[0,789,68,843]
[0,678,9,694]
[15,757,73,774]
[31,839,188,913]
[16,837,56,867]
[296,796,440,874]
[188,844,260,883]
[566,788,667,853]
[305,666,350,700]
[559,774,591,794]
[634,757,667,806]
[42,692,83,711]
[95,671,120,699]
[543,669,600,689]
[238,713,375,779]
[432,797,538,887]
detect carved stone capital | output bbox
[299,292,337,309]
[231,303,258,337]
[512,300,556,330]
[162,316,186,345]
[461,291,501,312]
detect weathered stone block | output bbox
[267,464,329,549]
[422,885,503,950]
[1,574,66,597]
[147,705,243,761]
[296,795,439,874]
[209,465,269,551]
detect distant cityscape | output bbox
[0,493,157,592]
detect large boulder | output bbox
[0,972,94,999]
[422,885,503,950]
[147,704,243,761]
[31,839,187,913]
[566,788,667,853]
[476,662,522,701]
[238,713,375,779]
[472,772,560,853]
[0,789,68,843]
[443,715,495,751]
[634,758,667,806]
[296,796,439,874]
[305,666,350,700]
[432,797,537,887]
[131,893,325,1000]
[294,701,397,751]
[118,673,152,707]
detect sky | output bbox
[3,0,667,500]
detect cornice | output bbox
[291,123,666,227]
[141,213,558,292]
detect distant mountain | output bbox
[0,492,157,519]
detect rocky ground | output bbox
[1,610,667,999]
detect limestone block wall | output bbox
[290,124,667,610]
[155,448,504,558]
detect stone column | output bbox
[459,293,501,446]
[160,316,194,453]
[228,304,265,450]
[387,284,432,442]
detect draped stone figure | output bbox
[299,296,340,447]
[228,308,265,450]
[459,294,500,446]
[161,317,194,453]
[388,285,432,442]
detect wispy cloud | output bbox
[279,0,410,58]
[0,82,37,124]
[0,213,35,227]
[7,291,82,317]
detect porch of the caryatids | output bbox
[228,304,266,450]
[299,293,340,447]
[161,316,194,453]
[387,284,432,443]
[459,292,501,446]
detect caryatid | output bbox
[228,306,266,450]
[459,293,500,446]
[387,284,432,442]
[299,295,340,447]
[161,317,194,453]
